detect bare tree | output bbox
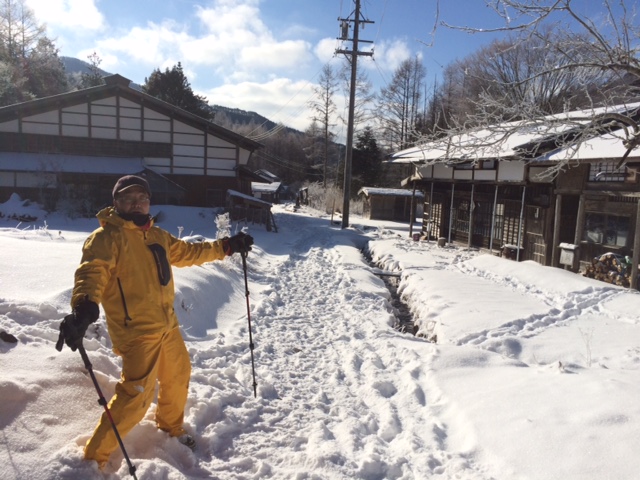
[338,64,375,135]
[376,55,427,150]
[431,28,609,131]
[0,0,45,60]
[0,0,67,104]
[433,0,640,169]
[308,64,339,188]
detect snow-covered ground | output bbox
[1,195,639,480]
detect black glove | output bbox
[223,232,254,256]
[55,299,99,352]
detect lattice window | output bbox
[589,162,626,182]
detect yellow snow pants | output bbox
[84,327,191,467]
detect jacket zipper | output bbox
[117,277,133,326]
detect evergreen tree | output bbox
[352,126,382,192]
[78,51,105,88]
[24,37,68,97]
[143,63,212,119]
[0,59,25,104]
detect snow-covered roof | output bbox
[390,121,567,163]
[541,131,640,161]
[0,152,145,174]
[358,187,424,198]
[252,182,282,193]
[254,169,281,182]
[389,102,640,164]
[227,189,272,206]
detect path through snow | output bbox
[180,215,495,479]
[4,204,639,480]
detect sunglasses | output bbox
[116,194,151,206]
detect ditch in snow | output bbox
[362,244,418,336]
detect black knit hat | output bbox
[112,175,151,199]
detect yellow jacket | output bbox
[72,207,227,348]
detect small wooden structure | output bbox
[358,187,424,222]
[251,181,283,203]
[226,189,277,232]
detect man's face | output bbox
[114,186,151,215]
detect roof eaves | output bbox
[0,74,262,152]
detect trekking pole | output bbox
[77,344,138,480]
[241,251,258,397]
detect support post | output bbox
[631,199,640,290]
[468,184,475,249]
[551,194,563,267]
[516,186,526,262]
[448,184,455,244]
[490,185,498,253]
[428,182,434,241]
[409,180,416,237]
[572,194,586,271]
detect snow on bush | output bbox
[0,193,47,222]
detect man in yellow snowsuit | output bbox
[59,175,253,468]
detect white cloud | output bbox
[196,1,268,38]
[238,40,311,70]
[204,78,317,132]
[370,38,412,72]
[314,37,341,64]
[95,22,192,67]
[77,0,316,86]
[26,0,105,31]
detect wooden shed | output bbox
[358,187,424,222]
[227,189,277,232]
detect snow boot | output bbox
[178,434,196,452]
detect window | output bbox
[583,213,629,247]
[589,162,626,182]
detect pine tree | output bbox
[142,63,212,119]
[352,126,382,191]
[24,37,68,97]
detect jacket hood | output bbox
[97,207,154,230]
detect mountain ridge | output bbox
[61,56,297,135]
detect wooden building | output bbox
[390,104,640,286]
[0,74,261,211]
[358,187,424,222]
[251,181,283,203]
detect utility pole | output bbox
[336,0,373,229]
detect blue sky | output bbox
[24,0,616,134]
